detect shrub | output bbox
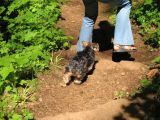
[131,0,160,48]
[1,0,68,55]
[0,0,69,119]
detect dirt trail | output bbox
[30,1,160,120]
[39,99,135,120]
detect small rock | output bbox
[103,73,107,75]
[121,72,126,76]
[39,98,42,102]
[116,68,119,71]
[97,81,100,84]
[122,86,128,91]
[138,76,142,79]
[116,81,120,85]
[112,81,116,84]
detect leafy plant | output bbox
[50,52,64,69]
[131,0,160,48]
[0,79,36,120]
[153,56,160,64]
[113,90,129,99]
[0,0,69,119]
[0,0,69,55]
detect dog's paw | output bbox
[74,80,82,85]
[63,72,72,86]
[88,62,95,71]
[60,82,68,87]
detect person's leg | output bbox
[113,1,136,51]
[77,0,98,52]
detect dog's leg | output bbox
[88,62,95,71]
[60,72,72,87]
[74,74,82,85]
[74,73,87,85]
[74,79,82,85]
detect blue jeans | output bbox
[77,0,134,51]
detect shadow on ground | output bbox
[112,52,135,62]
[113,77,160,120]
[93,20,135,62]
[93,20,114,51]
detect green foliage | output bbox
[113,89,129,99]
[0,45,49,94]
[130,78,158,97]
[0,0,69,119]
[153,56,160,64]
[108,14,116,25]
[131,0,160,48]
[0,79,36,120]
[0,46,48,119]
[140,79,152,89]
[50,52,64,69]
[130,55,160,98]
[0,0,69,55]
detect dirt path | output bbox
[39,99,137,120]
[29,1,160,120]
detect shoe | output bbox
[113,45,137,52]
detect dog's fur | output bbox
[62,46,95,86]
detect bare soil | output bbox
[29,0,160,120]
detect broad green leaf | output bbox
[11,113,22,120]
[5,85,12,92]
[144,0,153,5]
[0,65,14,80]
[153,56,160,64]
[19,80,27,86]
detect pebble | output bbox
[138,76,142,79]
[122,86,128,91]
[116,81,120,84]
[39,98,42,102]
[103,73,107,75]
[121,72,126,76]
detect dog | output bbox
[61,43,96,86]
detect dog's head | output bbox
[83,46,95,60]
[92,43,99,52]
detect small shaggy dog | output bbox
[61,43,96,86]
